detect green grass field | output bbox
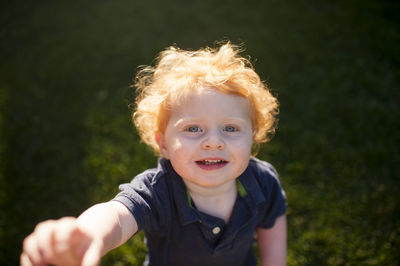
[1,0,399,265]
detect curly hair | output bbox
[133,42,279,155]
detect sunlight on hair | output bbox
[133,42,279,155]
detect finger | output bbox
[47,217,84,266]
[22,235,45,266]
[52,217,78,254]
[33,220,57,261]
[20,253,33,266]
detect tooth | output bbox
[203,160,224,165]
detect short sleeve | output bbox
[112,170,168,233]
[255,160,287,229]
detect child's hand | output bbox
[20,217,103,266]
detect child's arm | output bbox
[256,215,287,266]
[20,201,137,266]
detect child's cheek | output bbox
[169,136,194,157]
[228,133,253,149]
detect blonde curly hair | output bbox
[133,42,279,155]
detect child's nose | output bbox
[201,130,225,150]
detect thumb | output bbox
[81,241,103,266]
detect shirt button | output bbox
[212,226,221,235]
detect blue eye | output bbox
[186,126,202,133]
[223,126,238,132]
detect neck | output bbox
[184,179,236,198]
[184,179,238,222]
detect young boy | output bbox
[21,42,287,266]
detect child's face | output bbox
[156,88,253,189]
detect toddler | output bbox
[21,42,287,266]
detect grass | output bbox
[1,0,399,265]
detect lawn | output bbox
[1,0,399,265]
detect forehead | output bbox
[169,88,252,119]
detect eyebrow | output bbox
[173,117,249,127]
[172,117,201,127]
[222,117,249,124]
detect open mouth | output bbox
[195,159,228,168]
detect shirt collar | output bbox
[158,157,266,225]
[159,158,201,225]
[237,158,266,212]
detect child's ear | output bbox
[155,132,169,159]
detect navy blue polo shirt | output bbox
[113,157,286,266]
